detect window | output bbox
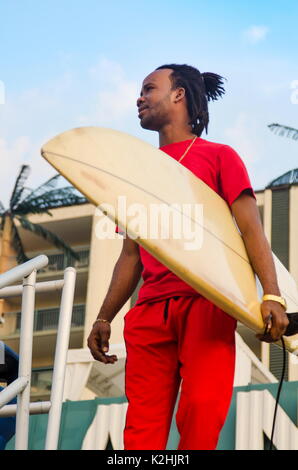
[271,189,289,269]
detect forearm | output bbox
[97,254,143,323]
[241,227,280,295]
[231,193,289,341]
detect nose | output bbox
[136,95,145,108]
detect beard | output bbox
[139,107,169,131]
[140,115,159,131]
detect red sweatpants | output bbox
[123,295,237,450]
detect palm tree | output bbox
[0,164,87,282]
[268,123,298,141]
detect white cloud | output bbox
[79,57,139,125]
[243,25,269,44]
[0,136,31,159]
[2,54,294,212]
[0,136,33,207]
[88,57,125,84]
[95,80,138,121]
[223,112,260,167]
[0,58,142,209]
[261,80,291,96]
[0,134,64,209]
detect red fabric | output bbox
[123,295,237,450]
[116,137,256,305]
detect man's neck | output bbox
[158,127,197,147]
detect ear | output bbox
[174,87,186,103]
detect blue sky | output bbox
[0,0,297,207]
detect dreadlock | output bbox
[155,63,226,136]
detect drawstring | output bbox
[163,296,180,323]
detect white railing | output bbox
[236,389,298,449]
[0,255,76,450]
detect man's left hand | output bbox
[256,300,289,343]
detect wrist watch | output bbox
[262,294,287,311]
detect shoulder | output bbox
[195,138,236,157]
[194,138,243,167]
[195,137,225,150]
[197,137,237,150]
[203,141,246,167]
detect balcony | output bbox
[2,305,86,361]
[31,249,90,307]
[38,249,89,276]
[15,304,85,333]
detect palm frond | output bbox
[11,186,35,212]
[13,202,53,217]
[10,219,30,264]
[0,200,5,215]
[268,123,298,141]
[15,187,87,215]
[20,173,62,204]
[9,165,31,211]
[16,216,80,261]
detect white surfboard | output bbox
[41,127,298,354]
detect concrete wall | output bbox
[84,211,130,347]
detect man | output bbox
[87,64,289,450]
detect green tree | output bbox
[0,164,87,274]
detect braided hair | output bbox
[155,64,226,136]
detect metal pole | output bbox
[45,267,76,450]
[0,255,48,289]
[0,279,64,298]
[15,269,37,450]
[0,377,28,409]
[0,400,51,417]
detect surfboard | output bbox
[41,127,298,355]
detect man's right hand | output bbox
[87,321,118,364]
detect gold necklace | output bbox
[178,136,198,163]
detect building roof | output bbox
[266,168,298,189]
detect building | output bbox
[251,168,298,382]
[1,168,298,402]
[0,202,129,401]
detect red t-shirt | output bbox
[116,137,256,305]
